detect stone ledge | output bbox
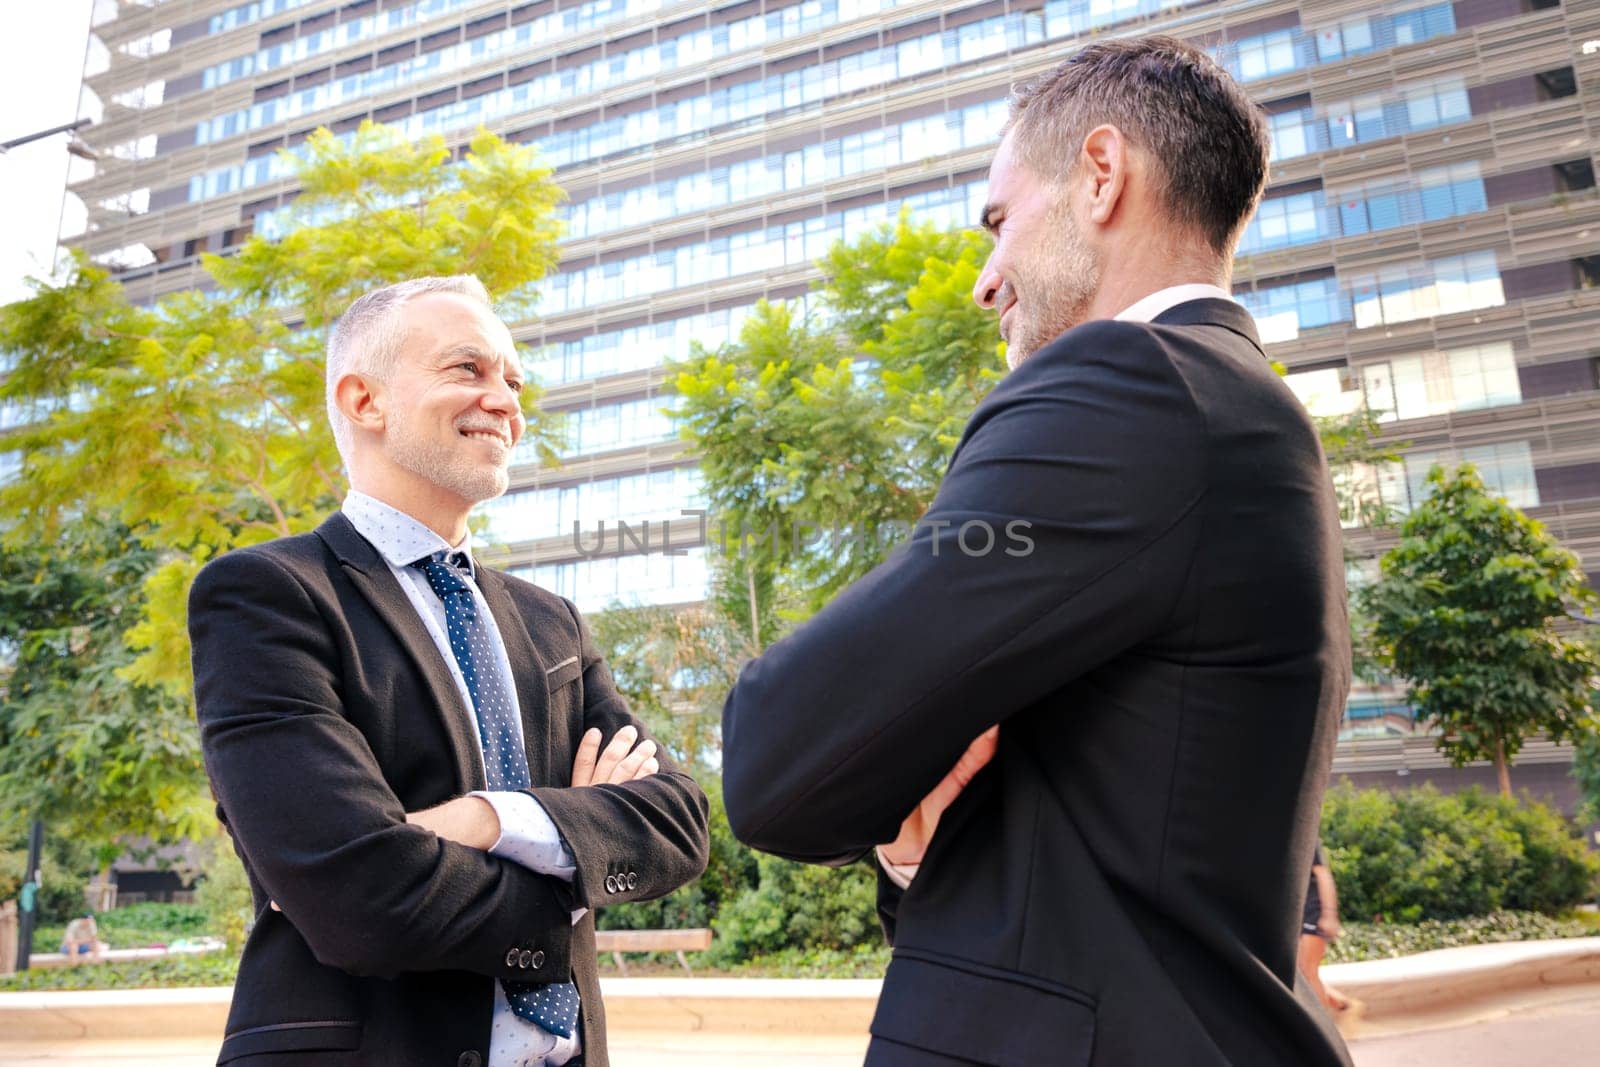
[1322,937,1600,1022]
[1,940,1595,1044]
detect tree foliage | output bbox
[0,122,567,850]
[1570,629,1600,824]
[669,212,1000,619]
[0,522,208,858]
[1362,464,1600,794]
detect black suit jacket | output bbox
[188,512,709,1066]
[722,300,1353,1066]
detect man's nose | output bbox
[973,260,1001,309]
[482,377,520,415]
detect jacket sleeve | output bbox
[190,549,577,982]
[524,600,711,910]
[721,321,1208,862]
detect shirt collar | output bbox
[1114,284,1237,324]
[342,490,477,575]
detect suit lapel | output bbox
[476,568,553,786]
[315,513,484,792]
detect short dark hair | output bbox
[1005,35,1270,257]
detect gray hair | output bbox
[324,274,492,461]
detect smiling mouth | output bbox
[460,429,510,447]
[999,300,1018,338]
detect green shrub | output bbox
[1322,783,1599,922]
[194,840,254,954]
[729,943,893,977]
[35,901,211,951]
[0,949,238,992]
[708,852,879,967]
[1326,910,1599,963]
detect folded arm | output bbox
[190,550,576,981]
[721,323,1206,862]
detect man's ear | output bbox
[334,372,386,436]
[1077,124,1129,227]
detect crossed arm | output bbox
[190,550,707,981]
[408,726,662,850]
[721,322,1206,864]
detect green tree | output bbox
[1570,629,1600,824]
[670,213,999,621]
[1573,729,1600,825]
[1362,464,1600,796]
[0,121,567,850]
[0,521,208,860]
[588,600,752,770]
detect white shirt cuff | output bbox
[472,791,588,924]
[474,790,577,878]
[876,846,919,890]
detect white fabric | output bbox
[343,491,580,1067]
[1113,283,1236,324]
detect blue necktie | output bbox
[414,552,581,1040]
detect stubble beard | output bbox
[1004,203,1103,371]
[387,407,510,505]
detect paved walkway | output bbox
[5,1000,1599,1067]
[1346,990,1600,1067]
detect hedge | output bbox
[1321,782,1598,922]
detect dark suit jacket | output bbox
[188,512,709,1066]
[722,300,1353,1066]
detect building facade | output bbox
[67,0,1600,745]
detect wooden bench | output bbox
[594,928,712,976]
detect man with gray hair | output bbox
[723,36,1353,1064]
[189,275,709,1066]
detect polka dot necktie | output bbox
[413,552,581,1040]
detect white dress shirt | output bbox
[875,282,1246,891]
[343,491,581,1067]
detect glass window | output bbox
[1359,342,1520,423]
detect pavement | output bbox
[2,940,1597,1065]
[4,1004,1599,1067]
[1346,989,1600,1067]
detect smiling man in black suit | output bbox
[722,36,1354,1066]
[188,275,708,1066]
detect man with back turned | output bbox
[722,36,1354,1066]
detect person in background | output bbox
[1300,841,1351,1012]
[60,912,100,963]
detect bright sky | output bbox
[1,1,95,306]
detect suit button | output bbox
[458,1053,482,1067]
[625,871,638,890]
[531,949,546,970]
[604,874,618,894]
[518,949,534,969]
[505,949,520,967]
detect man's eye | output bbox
[507,380,524,393]
[457,361,478,375]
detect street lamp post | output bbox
[0,117,93,154]
[15,818,44,971]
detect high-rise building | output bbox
[63,0,1600,753]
